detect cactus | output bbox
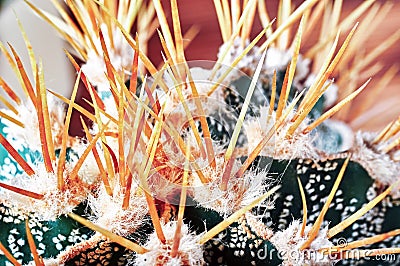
[0,0,399,265]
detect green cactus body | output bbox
[0,203,92,265]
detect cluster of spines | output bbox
[0,0,399,265]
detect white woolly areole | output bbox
[217,38,310,84]
[350,131,400,198]
[192,154,273,216]
[69,140,102,185]
[81,24,134,92]
[101,95,119,118]
[394,150,400,161]
[2,96,69,150]
[26,258,59,266]
[217,37,262,79]
[89,126,119,155]
[270,220,334,266]
[134,221,204,266]
[88,181,148,236]
[0,163,90,220]
[76,151,101,185]
[243,106,319,160]
[156,66,224,118]
[88,96,120,162]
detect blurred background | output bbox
[0,0,74,97]
[0,0,399,132]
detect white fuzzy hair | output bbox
[350,131,400,198]
[192,154,273,216]
[217,37,310,85]
[0,162,91,221]
[133,221,204,266]
[244,106,319,161]
[270,220,334,266]
[155,66,225,123]
[25,258,59,266]
[81,24,134,92]
[87,181,148,237]
[69,140,103,185]
[1,96,69,151]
